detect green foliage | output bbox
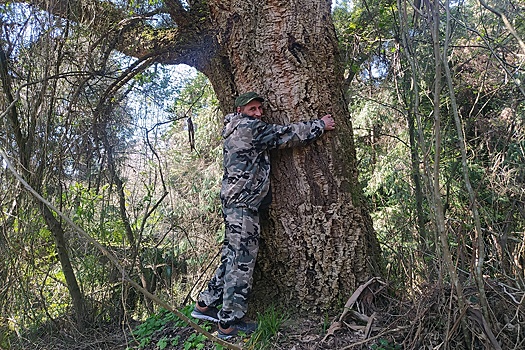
[131,305,213,350]
[159,72,224,277]
[246,306,289,350]
[132,305,190,348]
[183,332,207,350]
[157,336,169,349]
[332,0,398,82]
[322,312,330,334]
[339,0,525,298]
[68,182,126,244]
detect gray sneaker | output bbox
[218,320,258,339]
[191,304,219,322]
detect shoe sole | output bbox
[217,332,239,340]
[217,333,234,340]
[218,330,254,339]
[190,310,219,323]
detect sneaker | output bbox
[218,320,258,339]
[191,304,219,322]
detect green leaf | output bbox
[157,337,168,350]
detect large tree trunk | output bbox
[206,0,380,311]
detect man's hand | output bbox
[321,114,335,131]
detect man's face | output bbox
[237,100,263,119]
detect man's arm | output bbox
[251,115,335,150]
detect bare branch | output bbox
[478,0,525,56]
[0,148,242,350]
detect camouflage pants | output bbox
[199,206,260,324]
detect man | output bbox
[191,92,335,339]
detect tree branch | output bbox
[478,0,525,56]
[1,0,217,69]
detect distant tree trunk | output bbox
[398,0,431,273]
[206,0,380,311]
[40,204,86,327]
[1,39,86,329]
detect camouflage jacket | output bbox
[220,112,325,210]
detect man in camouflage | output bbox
[191,92,336,339]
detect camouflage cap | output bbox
[234,92,264,107]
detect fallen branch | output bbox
[364,312,377,339]
[322,277,385,342]
[339,277,385,322]
[467,306,502,350]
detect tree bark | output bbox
[40,204,86,327]
[206,0,380,311]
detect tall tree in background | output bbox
[2,0,380,311]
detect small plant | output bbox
[246,305,288,350]
[184,332,207,350]
[322,312,330,334]
[132,305,194,348]
[371,338,402,350]
[157,336,169,350]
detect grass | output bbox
[246,305,289,350]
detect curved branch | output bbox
[2,0,218,69]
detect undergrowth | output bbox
[129,304,289,350]
[130,305,211,350]
[246,306,288,350]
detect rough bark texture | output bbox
[206,0,380,312]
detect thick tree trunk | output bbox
[207,0,380,312]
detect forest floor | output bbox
[10,278,524,350]
[11,313,389,350]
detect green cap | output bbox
[235,92,264,107]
